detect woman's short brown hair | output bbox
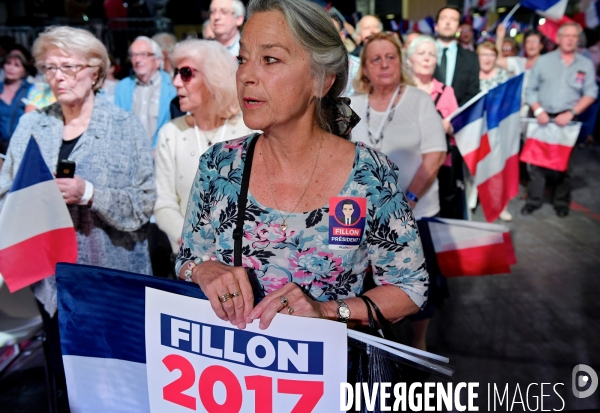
[353,32,414,95]
[476,40,498,56]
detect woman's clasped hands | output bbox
[192,261,333,330]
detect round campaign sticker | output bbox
[334,199,361,226]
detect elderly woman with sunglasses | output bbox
[0,26,156,408]
[154,39,252,255]
[176,0,428,336]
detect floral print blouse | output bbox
[176,134,429,309]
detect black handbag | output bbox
[348,296,404,413]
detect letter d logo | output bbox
[572,364,598,398]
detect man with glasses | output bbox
[458,23,475,52]
[114,36,176,149]
[209,0,245,56]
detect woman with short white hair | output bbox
[0,26,156,409]
[154,39,252,253]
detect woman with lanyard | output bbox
[154,39,252,255]
[350,32,447,351]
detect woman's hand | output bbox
[496,23,506,42]
[442,119,454,135]
[56,175,86,204]
[191,261,254,329]
[248,282,335,330]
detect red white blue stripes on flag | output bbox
[519,122,581,172]
[56,263,206,412]
[521,0,568,20]
[450,74,524,222]
[0,137,77,292]
[426,218,516,277]
[585,1,600,29]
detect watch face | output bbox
[339,306,351,319]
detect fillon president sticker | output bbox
[328,197,367,250]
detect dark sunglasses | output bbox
[173,66,199,82]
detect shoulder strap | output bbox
[233,134,259,267]
[359,296,377,330]
[361,295,395,340]
[433,84,446,107]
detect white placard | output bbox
[145,288,347,413]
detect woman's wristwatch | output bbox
[336,300,350,323]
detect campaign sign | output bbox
[328,196,367,250]
[145,288,347,412]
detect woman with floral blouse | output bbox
[176,0,428,332]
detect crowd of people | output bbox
[0,0,598,410]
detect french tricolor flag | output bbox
[519,121,581,172]
[426,218,516,277]
[0,137,77,292]
[57,263,206,412]
[521,0,568,21]
[450,74,524,222]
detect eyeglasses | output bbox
[128,52,155,60]
[209,8,234,16]
[173,66,199,82]
[41,64,92,79]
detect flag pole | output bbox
[502,3,521,25]
[445,89,489,122]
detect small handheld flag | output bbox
[0,137,77,292]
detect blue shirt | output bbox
[0,79,32,141]
[436,40,458,87]
[526,50,599,113]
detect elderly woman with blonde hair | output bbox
[0,26,156,409]
[154,39,252,254]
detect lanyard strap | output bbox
[365,85,401,149]
[193,117,229,154]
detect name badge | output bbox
[328,196,367,250]
[575,71,586,85]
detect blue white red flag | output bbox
[585,0,600,29]
[478,0,496,11]
[417,16,435,34]
[0,137,77,292]
[520,121,581,172]
[521,0,568,20]
[425,218,516,277]
[57,264,207,412]
[56,264,348,412]
[449,74,524,222]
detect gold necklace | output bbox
[261,135,324,232]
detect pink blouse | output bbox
[429,78,459,166]
[430,78,459,118]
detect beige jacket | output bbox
[154,114,252,251]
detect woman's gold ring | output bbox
[230,291,240,298]
[287,307,294,315]
[219,294,231,303]
[280,296,288,306]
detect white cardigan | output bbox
[154,114,253,251]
